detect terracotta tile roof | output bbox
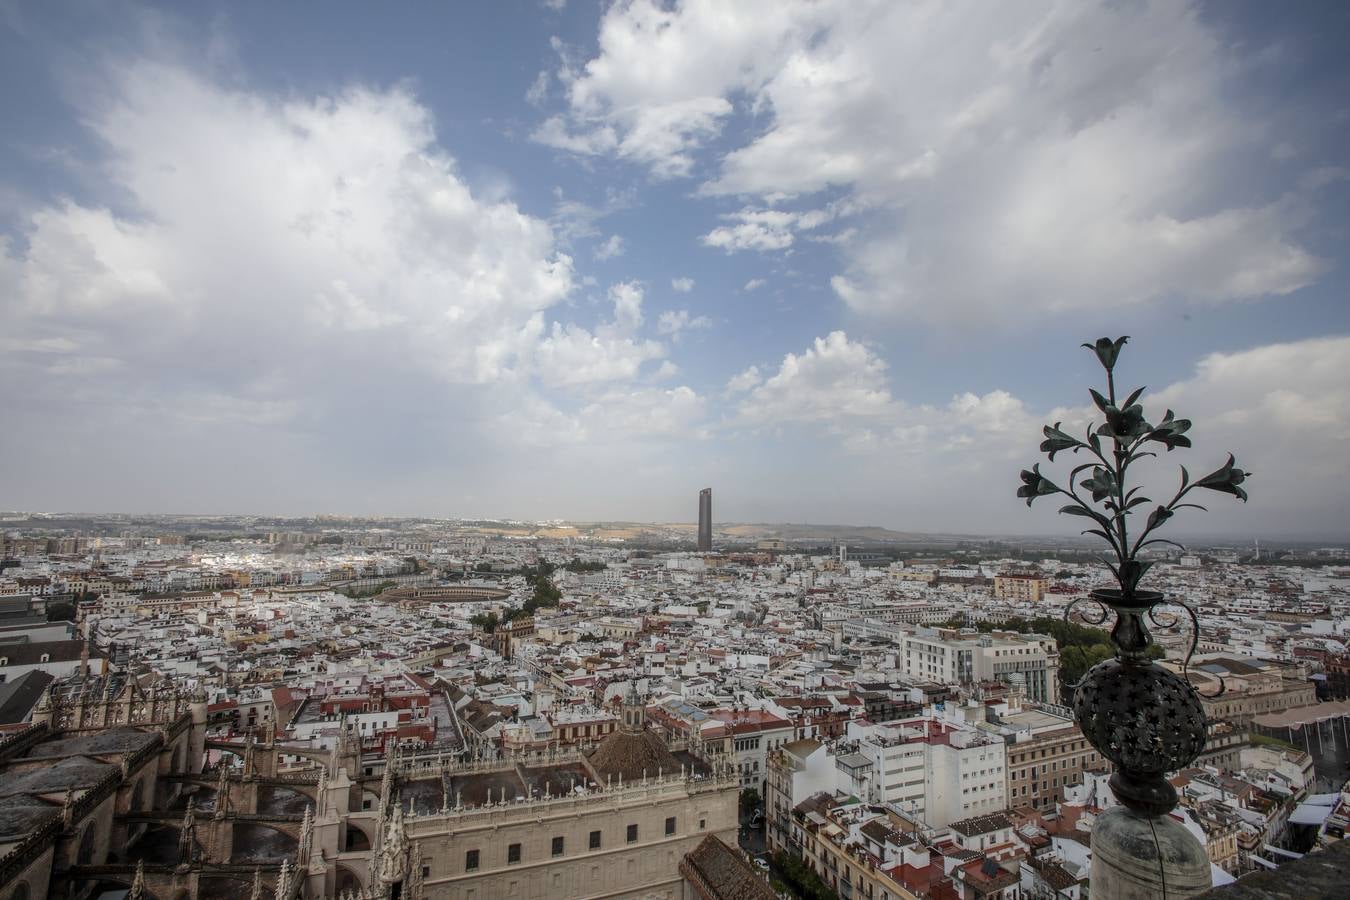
[584,727,683,784]
[950,813,1012,837]
[680,835,776,900]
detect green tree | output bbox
[772,852,838,900]
[469,611,499,634]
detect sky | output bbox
[1,0,1348,538]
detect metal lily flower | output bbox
[1017,336,1251,598]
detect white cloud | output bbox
[734,331,1037,452]
[725,366,762,394]
[531,321,664,387]
[529,281,662,386]
[652,360,680,380]
[507,384,707,446]
[738,332,894,426]
[671,276,695,293]
[609,280,644,331]
[500,393,589,447]
[0,52,715,479]
[0,59,578,414]
[726,332,1350,536]
[581,385,708,438]
[549,186,633,247]
[743,278,767,291]
[593,233,625,260]
[700,206,839,254]
[525,69,550,106]
[532,115,619,157]
[1142,337,1350,533]
[537,0,828,178]
[702,209,796,252]
[553,0,1325,323]
[656,309,712,338]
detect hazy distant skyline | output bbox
[2,1,1348,538]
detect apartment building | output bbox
[848,715,1008,828]
[993,572,1048,602]
[897,626,1060,705]
[709,707,794,796]
[994,706,1101,814]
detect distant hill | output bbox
[551,520,981,544]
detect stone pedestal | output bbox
[1091,806,1211,900]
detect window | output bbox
[699,818,706,830]
[421,865,431,879]
[627,824,639,843]
[665,816,676,835]
[508,843,521,864]
[465,849,479,871]
[552,836,565,857]
[589,830,602,850]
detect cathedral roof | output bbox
[584,726,683,785]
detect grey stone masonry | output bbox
[1090,806,1212,900]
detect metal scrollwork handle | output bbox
[1061,595,1111,691]
[1149,600,1224,698]
[1064,594,1110,627]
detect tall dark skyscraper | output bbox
[697,487,712,551]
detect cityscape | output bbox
[3,2,1349,900]
[1,502,1348,898]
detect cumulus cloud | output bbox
[536,0,827,178]
[728,331,1350,535]
[656,309,711,338]
[530,321,664,387]
[1143,337,1350,534]
[0,51,708,508]
[733,331,1038,453]
[701,205,839,254]
[0,58,579,405]
[608,281,645,331]
[702,210,794,252]
[671,276,695,292]
[737,332,895,426]
[725,366,762,394]
[549,0,1326,324]
[593,233,625,260]
[743,278,767,291]
[530,281,663,386]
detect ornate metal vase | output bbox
[1070,589,1208,815]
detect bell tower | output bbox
[621,682,645,733]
